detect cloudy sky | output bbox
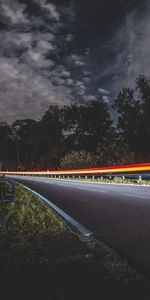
[0,0,149,122]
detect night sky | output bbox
[0,0,149,122]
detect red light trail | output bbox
[0,162,150,175]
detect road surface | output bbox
[8,176,150,274]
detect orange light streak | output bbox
[0,162,150,175]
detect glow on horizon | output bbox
[0,162,150,175]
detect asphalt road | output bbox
[8,176,150,274]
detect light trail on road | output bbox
[1,162,150,175]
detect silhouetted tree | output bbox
[35,106,64,169]
[136,75,150,155]
[61,100,113,153]
[0,122,14,170]
[113,75,150,160]
[12,119,37,169]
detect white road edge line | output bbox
[15,182,93,238]
[78,187,107,193]
[18,176,150,188]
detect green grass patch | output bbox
[0,184,87,272]
[7,184,65,234]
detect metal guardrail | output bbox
[0,163,150,181]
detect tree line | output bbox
[0,75,150,170]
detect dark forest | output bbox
[0,75,150,170]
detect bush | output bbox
[60,150,98,169]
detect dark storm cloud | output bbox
[0,0,74,121]
[91,0,150,94]
[68,0,150,100]
[68,0,150,94]
[0,0,149,121]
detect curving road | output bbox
[8,176,150,274]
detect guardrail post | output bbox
[138,175,142,181]
[92,175,95,180]
[122,176,125,180]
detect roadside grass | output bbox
[0,206,9,226]
[0,183,150,300]
[0,184,87,270]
